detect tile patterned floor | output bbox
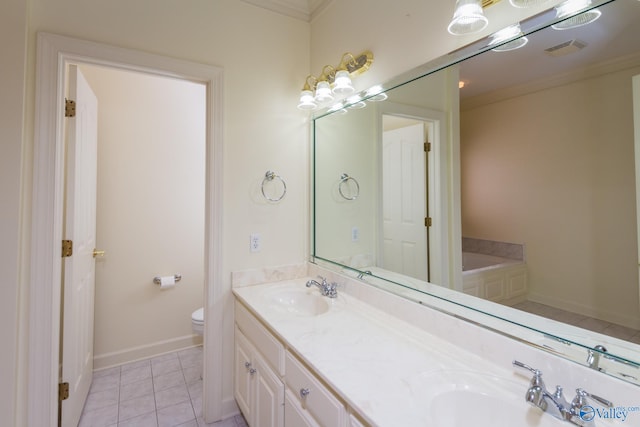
[513,300,640,344]
[78,346,247,427]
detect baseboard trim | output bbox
[93,334,203,370]
[221,397,240,421]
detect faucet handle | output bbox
[571,388,613,410]
[317,275,328,285]
[513,360,545,387]
[513,360,542,377]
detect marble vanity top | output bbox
[233,278,564,427]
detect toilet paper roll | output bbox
[159,275,176,289]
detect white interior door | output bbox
[382,123,428,280]
[61,64,98,427]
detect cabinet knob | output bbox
[244,362,251,369]
[299,388,310,399]
[249,368,257,375]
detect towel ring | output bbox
[339,173,360,200]
[261,171,287,202]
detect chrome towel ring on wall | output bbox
[261,170,287,202]
[339,173,360,200]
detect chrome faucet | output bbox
[306,276,338,298]
[586,345,607,371]
[357,270,372,279]
[513,360,613,426]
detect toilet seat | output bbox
[192,307,204,325]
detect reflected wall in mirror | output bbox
[313,0,640,384]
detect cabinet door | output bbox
[235,327,254,420]
[254,354,284,427]
[284,390,321,427]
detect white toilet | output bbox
[191,307,204,335]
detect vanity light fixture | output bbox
[489,23,529,51]
[447,0,489,35]
[297,75,318,110]
[551,0,602,30]
[297,51,374,111]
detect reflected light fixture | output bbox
[447,0,489,35]
[489,23,529,51]
[365,85,388,102]
[297,51,374,111]
[552,0,602,30]
[509,0,550,8]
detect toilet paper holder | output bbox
[153,274,182,285]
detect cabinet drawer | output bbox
[235,301,285,376]
[285,351,345,427]
[285,389,321,427]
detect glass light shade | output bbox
[552,8,601,30]
[554,0,592,18]
[332,70,355,94]
[447,0,488,35]
[509,0,551,8]
[489,24,529,52]
[297,89,317,110]
[314,81,334,103]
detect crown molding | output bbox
[239,0,333,22]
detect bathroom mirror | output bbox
[312,0,640,384]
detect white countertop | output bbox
[233,278,563,427]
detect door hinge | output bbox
[59,382,69,401]
[425,217,433,227]
[65,99,76,118]
[62,240,73,257]
[424,142,431,152]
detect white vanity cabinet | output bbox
[235,327,285,427]
[234,300,366,427]
[283,351,346,427]
[235,301,286,427]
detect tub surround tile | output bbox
[462,237,524,261]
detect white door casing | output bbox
[29,33,224,427]
[61,65,98,427]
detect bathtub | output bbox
[462,252,521,272]
[462,252,527,305]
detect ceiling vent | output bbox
[544,39,587,57]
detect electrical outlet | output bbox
[250,233,261,253]
[351,226,359,242]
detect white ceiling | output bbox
[239,0,334,22]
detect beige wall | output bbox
[79,65,206,367]
[461,63,640,328]
[1,0,27,425]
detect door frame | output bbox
[29,33,224,426]
[376,102,452,287]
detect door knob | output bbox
[92,249,106,258]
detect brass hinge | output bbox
[424,142,431,152]
[425,217,433,227]
[65,99,76,118]
[62,240,73,257]
[59,382,69,401]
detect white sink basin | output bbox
[267,288,330,316]
[411,370,563,427]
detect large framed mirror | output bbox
[312,0,640,385]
